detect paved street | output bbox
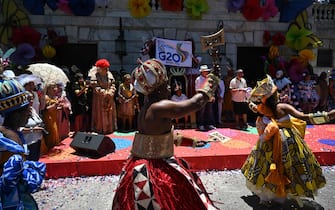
[33,166,335,210]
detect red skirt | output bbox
[112,156,218,210]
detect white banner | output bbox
[155,38,192,67]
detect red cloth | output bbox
[95,59,110,68]
[112,157,218,209]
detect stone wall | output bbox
[19,1,335,77]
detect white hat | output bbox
[2,70,16,79]
[16,74,42,86]
[199,65,211,72]
[236,69,243,73]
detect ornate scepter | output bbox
[200,27,225,76]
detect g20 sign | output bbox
[155,38,192,67]
[158,51,182,63]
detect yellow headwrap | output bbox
[249,74,277,104]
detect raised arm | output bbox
[150,92,209,119]
[280,103,335,124]
[149,73,219,119]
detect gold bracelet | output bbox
[308,111,329,124]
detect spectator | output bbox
[229,69,249,130]
[16,73,45,114]
[214,74,225,127]
[273,70,292,103]
[17,75,47,160]
[117,73,139,132]
[20,92,46,161]
[89,59,118,134]
[71,72,91,132]
[43,82,61,151]
[316,71,328,112]
[56,81,72,140]
[171,80,189,128]
[222,67,234,122]
[195,65,216,131]
[297,72,319,113]
[328,69,335,110]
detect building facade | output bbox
[4,1,335,81]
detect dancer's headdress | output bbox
[132,58,168,95]
[249,74,277,104]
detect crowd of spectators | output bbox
[1,57,334,161]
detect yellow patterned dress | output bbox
[117,82,137,119]
[241,114,326,203]
[43,97,60,151]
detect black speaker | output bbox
[70,132,116,157]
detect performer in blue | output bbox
[0,76,46,209]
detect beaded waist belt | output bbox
[131,132,174,159]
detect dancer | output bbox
[241,74,335,207]
[112,58,219,210]
[0,78,46,209]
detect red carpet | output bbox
[39,124,335,179]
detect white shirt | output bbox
[229,77,247,102]
[171,93,188,102]
[195,75,207,90]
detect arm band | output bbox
[308,111,329,124]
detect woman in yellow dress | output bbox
[242,75,335,207]
[42,82,60,151]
